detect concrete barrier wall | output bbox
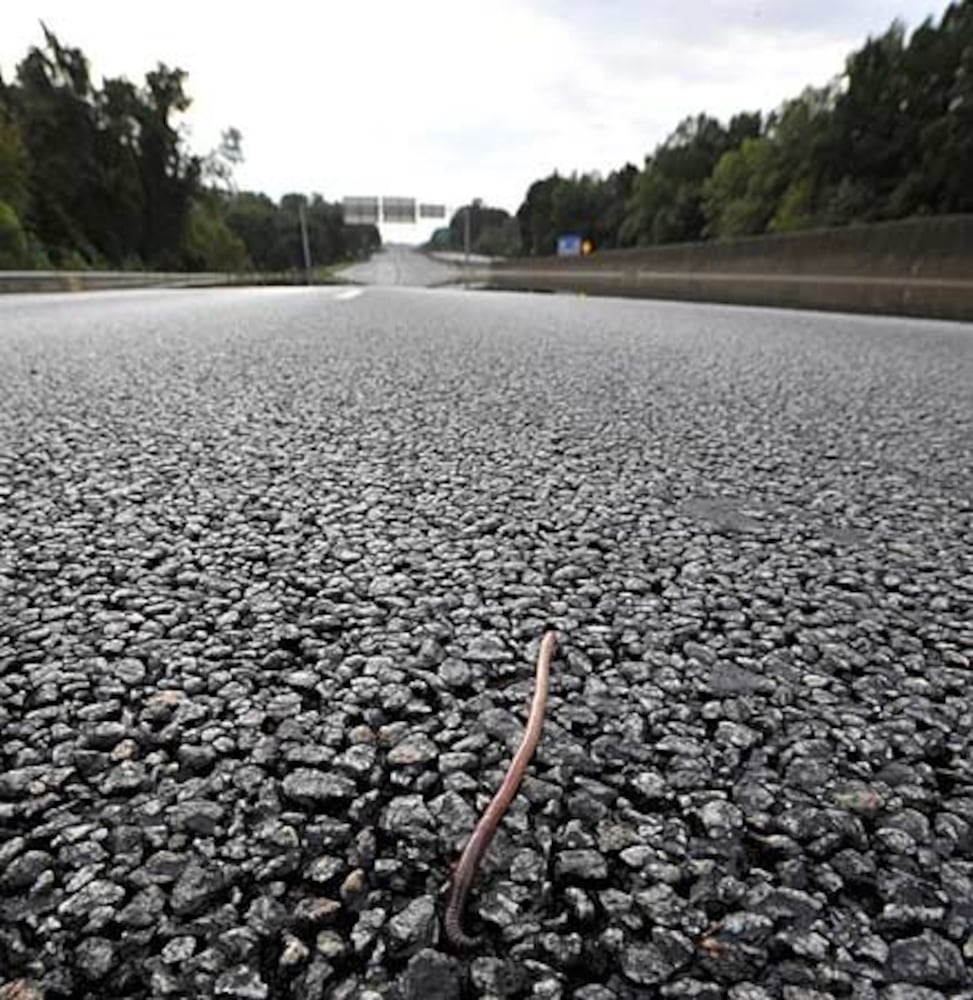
[487,215,973,322]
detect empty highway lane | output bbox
[1,283,971,998]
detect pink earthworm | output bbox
[444,630,558,949]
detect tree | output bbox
[204,127,244,192]
[8,27,104,263]
[621,113,761,245]
[222,191,376,272]
[514,169,637,255]
[820,24,908,221]
[517,175,561,255]
[1,27,380,273]
[895,2,973,213]
[92,77,145,264]
[703,90,833,237]
[223,191,279,268]
[135,64,200,267]
[185,196,251,271]
[931,1,973,212]
[473,216,521,256]
[0,201,31,267]
[446,200,513,251]
[427,226,452,250]
[599,164,638,248]
[514,2,973,246]
[765,87,834,230]
[3,28,201,267]
[549,174,610,246]
[704,137,779,237]
[0,111,30,215]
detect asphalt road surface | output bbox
[1,278,972,1000]
[338,245,462,287]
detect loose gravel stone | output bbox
[387,733,439,766]
[470,957,528,996]
[280,933,310,967]
[880,988,947,1000]
[399,949,464,1000]
[161,936,197,963]
[0,983,44,1000]
[214,966,268,999]
[380,795,435,839]
[170,860,227,917]
[100,761,147,795]
[466,636,512,664]
[169,799,224,835]
[388,894,437,951]
[295,896,341,927]
[282,769,357,807]
[438,660,472,689]
[622,944,679,986]
[573,989,617,1000]
[315,930,349,960]
[886,931,967,987]
[0,850,52,892]
[305,857,344,885]
[351,908,387,954]
[698,799,744,835]
[58,878,124,920]
[75,937,116,981]
[556,850,608,882]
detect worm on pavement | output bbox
[443,630,558,950]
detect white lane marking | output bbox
[334,288,364,301]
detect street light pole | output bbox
[299,202,312,285]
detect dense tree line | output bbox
[0,27,379,271]
[428,199,522,257]
[516,1,973,255]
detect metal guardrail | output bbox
[0,271,320,294]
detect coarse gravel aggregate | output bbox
[1,280,972,1000]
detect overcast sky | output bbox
[2,0,953,239]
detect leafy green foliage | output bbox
[704,137,778,237]
[185,197,251,272]
[223,192,379,272]
[0,201,31,267]
[430,201,522,257]
[516,166,637,256]
[624,113,763,245]
[473,216,522,257]
[450,201,511,253]
[516,1,973,252]
[0,28,380,271]
[517,176,560,256]
[0,113,30,215]
[702,91,832,237]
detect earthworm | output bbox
[444,630,558,950]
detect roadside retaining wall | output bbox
[486,215,973,322]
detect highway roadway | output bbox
[338,244,464,287]
[1,267,971,999]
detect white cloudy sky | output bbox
[1,0,952,235]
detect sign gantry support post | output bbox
[298,203,312,284]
